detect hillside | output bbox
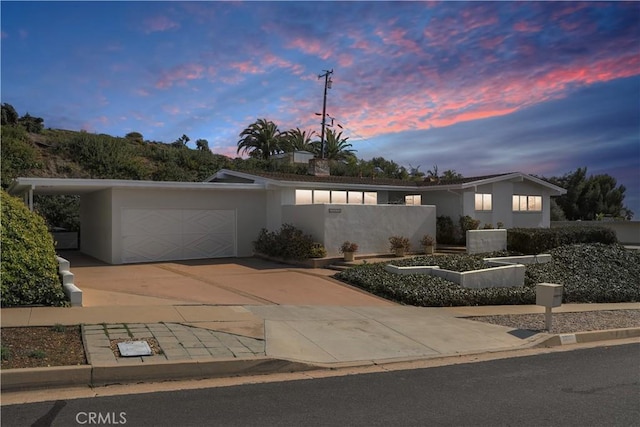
[1,126,240,186]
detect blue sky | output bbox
[2,1,639,215]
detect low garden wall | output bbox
[466,229,506,254]
[384,254,550,289]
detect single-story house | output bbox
[8,168,566,264]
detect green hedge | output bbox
[507,226,617,254]
[1,190,67,307]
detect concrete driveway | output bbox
[62,252,393,307]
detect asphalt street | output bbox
[2,344,639,427]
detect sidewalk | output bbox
[2,302,638,391]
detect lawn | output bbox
[336,243,640,307]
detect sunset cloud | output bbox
[2,1,638,214]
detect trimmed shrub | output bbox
[459,215,480,244]
[436,216,458,245]
[254,224,326,260]
[507,226,617,254]
[1,190,67,307]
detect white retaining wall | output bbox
[466,229,507,254]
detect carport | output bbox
[8,178,266,264]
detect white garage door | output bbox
[121,208,236,263]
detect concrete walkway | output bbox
[2,303,638,384]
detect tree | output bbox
[1,103,18,125]
[237,118,285,160]
[546,167,632,220]
[441,169,463,180]
[18,112,44,133]
[313,128,355,161]
[171,134,190,148]
[195,139,209,151]
[283,128,314,152]
[125,131,144,144]
[427,165,439,180]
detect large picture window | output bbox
[475,193,492,211]
[512,195,542,212]
[295,189,378,205]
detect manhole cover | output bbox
[117,340,153,357]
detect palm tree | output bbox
[284,128,315,152]
[237,119,285,159]
[313,128,356,161]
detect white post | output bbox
[545,307,552,331]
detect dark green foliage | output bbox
[544,167,633,220]
[436,215,458,244]
[18,113,44,133]
[507,226,617,254]
[1,190,67,307]
[525,244,640,303]
[34,195,80,231]
[0,125,42,187]
[59,133,151,179]
[436,215,479,245]
[253,224,326,260]
[125,131,144,143]
[459,215,480,243]
[1,103,18,125]
[336,244,638,307]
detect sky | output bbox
[2,1,639,216]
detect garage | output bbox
[121,208,236,263]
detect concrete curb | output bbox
[2,328,638,392]
[1,357,316,392]
[533,327,640,348]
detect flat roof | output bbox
[8,177,265,196]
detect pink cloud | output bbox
[333,48,640,141]
[155,63,205,89]
[287,37,332,60]
[143,16,180,34]
[230,61,262,75]
[513,21,542,33]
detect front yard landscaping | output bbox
[1,325,86,369]
[336,243,640,307]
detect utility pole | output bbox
[318,69,333,159]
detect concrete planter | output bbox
[423,245,434,255]
[343,251,355,262]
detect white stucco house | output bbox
[8,169,566,265]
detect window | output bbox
[332,191,347,204]
[364,192,378,205]
[348,191,363,204]
[295,190,312,205]
[313,190,330,204]
[513,195,542,212]
[295,189,378,205]
[405,195,422,206]
[475,193,492,211]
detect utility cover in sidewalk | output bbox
[117,340,152,357]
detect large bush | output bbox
[1,190,67,306]
[254,224,326,260]
[507,226,617,254]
